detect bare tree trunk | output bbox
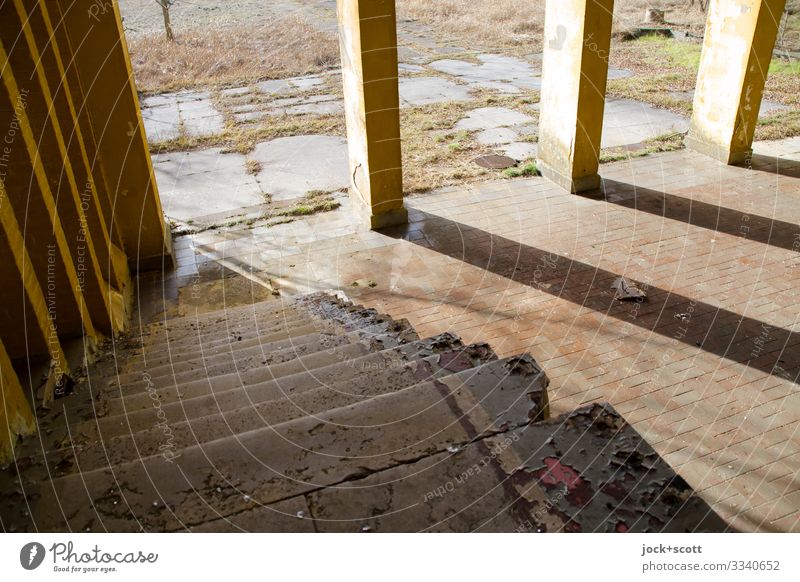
[688,0,710,12]
[158,0,175,41]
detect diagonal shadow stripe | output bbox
[750,153,800,180]
[385,211,800,383]
[588,178,800,253]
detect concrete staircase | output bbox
[0,292,729,532]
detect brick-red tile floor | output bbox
[164,138,800,532]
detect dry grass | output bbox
[609,33,800,113]
[397,1,711,52]
[756,109,800,141]
[127,17,339,94]
[397,0,800,54]
[401,91,540,193]
[148,111,346,156]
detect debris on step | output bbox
[612,276,647,301]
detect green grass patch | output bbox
[502,162,539,178]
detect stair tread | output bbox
[100,333,476,417]
[68,342,498,471]
[196,404,730,533]
[1,356,547,532]
[105,318,418,391]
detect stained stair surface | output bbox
[0,292,730,532]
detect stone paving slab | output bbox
[455,107,535,131]
[398,63,426,74]
[152,148,265,221]
[141,91,225,142]
[399,76,473,107]
[475,127,518,145]
[503,142,538,161]
[601,98,690,147]
[430,54,542,93]
[255,74,324,95]
[250,135,349,201]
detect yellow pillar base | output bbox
[687,0,787,165]
[537,160,602,194]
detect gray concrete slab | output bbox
[250,135,349,201]
[399,76,473,107]
[430,53,542,93]
[152,148,265,221]
[455,107,535,131]
[475,127,518,145]
[180,98,226,137]
[141,102,181,142]
[601,98,689,147]
[398,63,426,74]
[234,111,267,123]
[261,95,343,117]
[397,46,426,62]
[231,103,259,114]
[290,75,325,90]
[608,68,635,79]
[255,79,292,94]
[220,86,252,97]
[284,101,343,116]
[141,91,225,142]
[503,142,538,161]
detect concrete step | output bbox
[139,296,312,337]
[100,331,482,416]
[137,292,363,345]
[131,300,396,363]
[6,332,454,488]
[104,317,418,392]
[70,342,497,471]
[88,333,471,438]
[196,403,730,533]
[126,319,344,377]
[130,313,322,363]
[1,355,548,531]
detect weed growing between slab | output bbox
[599,132,685,163]
[502,162,539,178]
[169,190,341,236]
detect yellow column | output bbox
[687,0,787,164]
[0,41,98,342]
[7,0,124,334]
[0,339,36,465]
[537,0,614,193]
[337,0,407,229]
[55,0,173,270]
[37,0,132,297]
[1,182,70,404]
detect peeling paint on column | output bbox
[687,0,787,164]
[537,0,614,193]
